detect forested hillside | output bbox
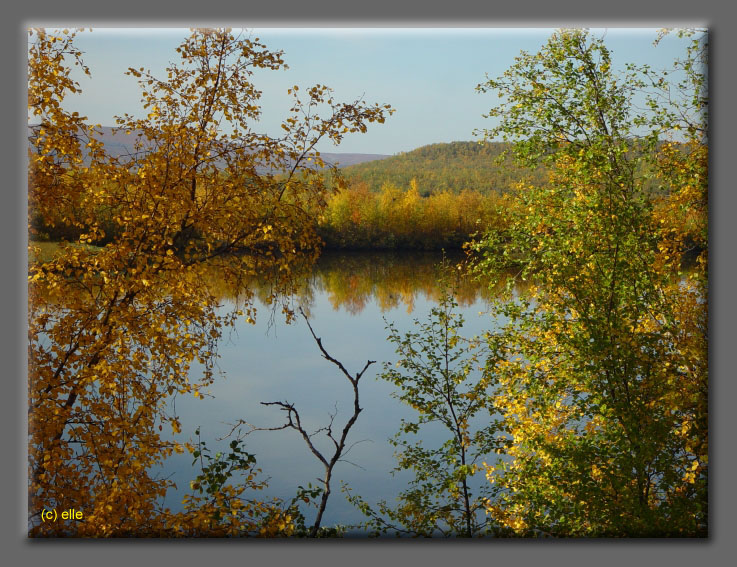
[333,141,548,195]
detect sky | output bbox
[47,27,696,155]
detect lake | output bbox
[157,249,504,534]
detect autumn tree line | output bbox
[30,142,696,253]
[317,180,512,249]
[28,28,706,537]
[30,173,512,251]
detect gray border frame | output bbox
[5,1,732,565]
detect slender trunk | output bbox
[310,468,332,537]
[460,446,473,537]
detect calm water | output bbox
[158,250,502,533]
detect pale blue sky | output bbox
[53,27,696,155]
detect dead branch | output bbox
[232,307,375,537]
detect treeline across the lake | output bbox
[317,180,512,249]
[30,146,695,254]
[29,175,510,252]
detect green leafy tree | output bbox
[347,272,504,537]
[473,29,707,536]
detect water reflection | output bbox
[158,249,508,530]
[30,244,511,533]
[310,250,492,314]
[199,248,509,316]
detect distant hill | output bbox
[334,141,548,195]
[28,125,390,169]
[28,127,547,194]
[317,152,391,168]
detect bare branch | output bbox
[252,308,375,536]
